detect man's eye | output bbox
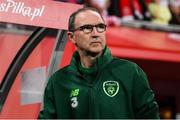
[83,25,93,30]
[98,24,106,28]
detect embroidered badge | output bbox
[103,81,119,97]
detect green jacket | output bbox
[39,47,159,119]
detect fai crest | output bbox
[103,81,119,97]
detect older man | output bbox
[39,7,159,119]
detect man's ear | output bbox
[67,32,76,44]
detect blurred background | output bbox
[0,0,180,119]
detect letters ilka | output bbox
[0,0,45,20]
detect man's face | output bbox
[69,10,106,56]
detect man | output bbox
[39,7,159,119]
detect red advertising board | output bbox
[0,0,82,29]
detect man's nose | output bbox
[91,27,98,35]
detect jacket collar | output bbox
[69,46,113,72]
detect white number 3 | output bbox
[71,97,78,108]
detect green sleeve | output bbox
[38,76,57,119]
[132,65,160,119]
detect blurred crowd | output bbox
[55,0,180,26]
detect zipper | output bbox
[88,84,93,118]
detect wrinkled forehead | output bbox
[74,10,105,26]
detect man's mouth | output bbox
[91,41,101,45]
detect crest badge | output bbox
[103,81,119,97]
